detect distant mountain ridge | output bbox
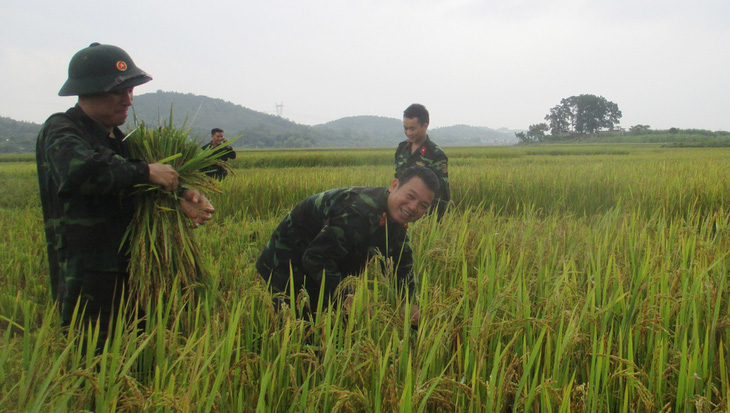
[130,91,519,148]
[313,116,404,147]
[0,91,518,152]
[0,116,40,153]
[431,124,521,146]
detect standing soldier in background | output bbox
[202,128,236,179]
[395,103,450,219]
[256,166,439,323]
[36,43,214,345]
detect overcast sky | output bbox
[1,0,728,131]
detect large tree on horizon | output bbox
[545,94,622,135]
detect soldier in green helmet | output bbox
[256,166,439,324]
[36,43,214,343]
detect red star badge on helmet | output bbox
[116,61,128,71]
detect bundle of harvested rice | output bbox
[121,121,234,305]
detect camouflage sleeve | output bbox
[394,143,408,176]
[424,149,450,222]
[43,122,149,196]
[301,212,368,298]
[430,149,450,202]
[217,146,236,162]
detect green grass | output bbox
[1,144,729,411]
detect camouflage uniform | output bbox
[36,105,149,329]
[201,142,236,179]
[395,135,450,218]
[256,186,415,308]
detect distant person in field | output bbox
[201,128,236,179]
[256,166,439,324]
[395,103,450,220]
[36,42,214,345]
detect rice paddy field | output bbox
[1,143,730,411]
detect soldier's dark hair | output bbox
[396,166,440,195]
[211,128,224,135]
[403,103,429,126]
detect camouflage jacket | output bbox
[256,186,414,300]
[395,136,451,214]
[36,105,149,323]
[201,141,236,179]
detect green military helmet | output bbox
[58,42,152,96]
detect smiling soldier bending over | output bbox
[256,166,439,323]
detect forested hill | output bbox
[0,116,40,153]
[0,91,518,151]
[130,92,412,148]
[432,124,519,146]
[130,91,518,148]
[314,117,518,147]
[128,91,316,148]
[313,116,404,147]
